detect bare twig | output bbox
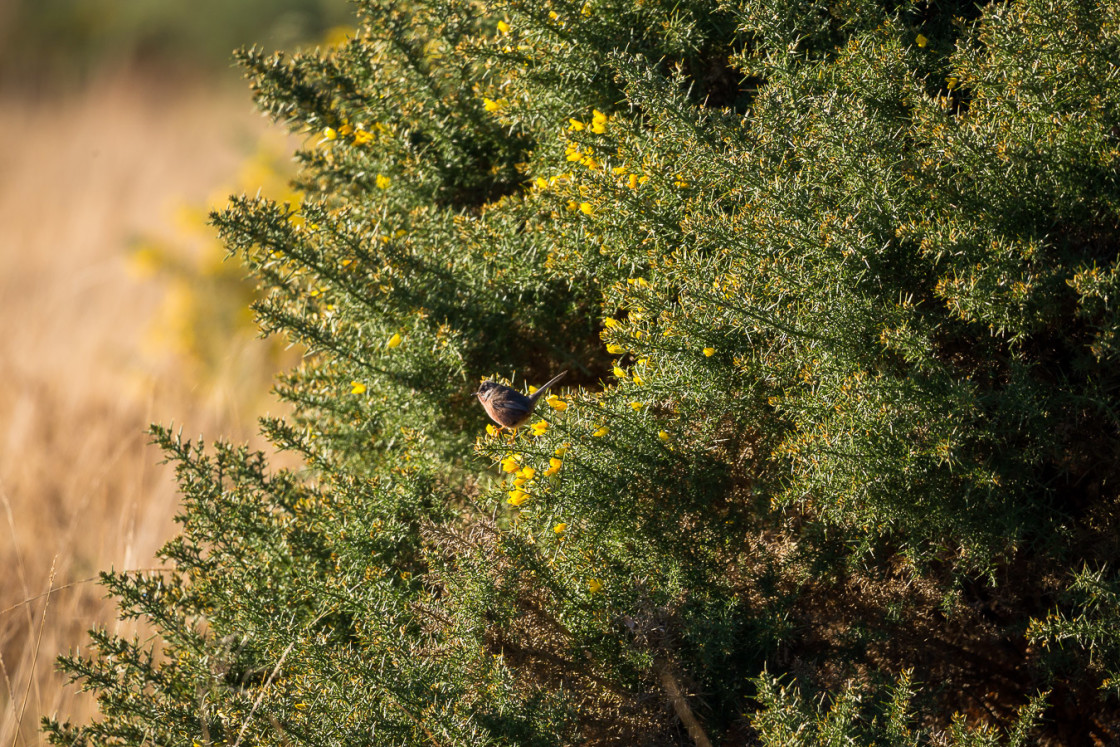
[655,658,712,747]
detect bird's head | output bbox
[475,380,500,401]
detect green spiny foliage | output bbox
[48,0,1120,744]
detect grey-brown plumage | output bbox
[475,371,567,430]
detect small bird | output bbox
[475,371,567,431]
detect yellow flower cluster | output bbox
[590,109,608,134]
[545,457,563,476]
[564,142,599,170]
[495,440,569,508]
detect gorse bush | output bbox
[47,0,1120,743]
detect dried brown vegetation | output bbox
[0,70,283,746]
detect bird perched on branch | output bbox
[475,371,567,431]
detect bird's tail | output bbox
[529,370,567,402]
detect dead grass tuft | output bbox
[0,69,287,746]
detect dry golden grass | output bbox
[0,70,289,746]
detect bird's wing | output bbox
[492,390,533,413]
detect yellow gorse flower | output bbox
[323,127,338,140]
[530,420,549,436]
[606,343,624,354]
[591,109,608,134]
[588,578,603,593]
[592,425,609,437]
[496,19,510,33]
[387,333,402,348]
[507,489,529,506]
[376,174,391,189]
[501,454,521,473]
[546,394,567,411]
[353,128,374,145]
[703,347,716,357]
[545,457,563,476]
[916,33,928,47]
[350,381,367,394]
[568,118,585,131]
[613,365,627,378]
[553,522,566,534]
[518,466,537,480]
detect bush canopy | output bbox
[49,0,1120,743]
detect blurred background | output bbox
[0,1,351,743]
